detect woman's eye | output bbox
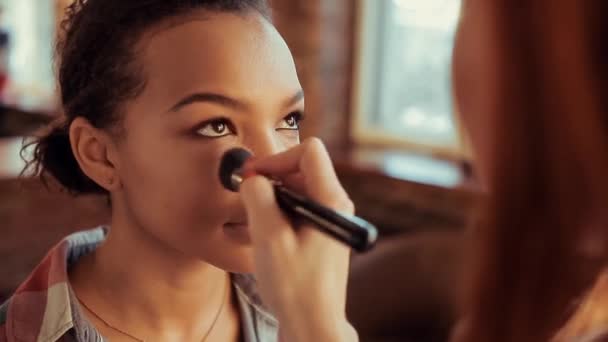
[277,112,304,130]
[196,119,235,138]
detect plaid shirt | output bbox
[0,227,278,342]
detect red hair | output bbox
[461,0,608,340]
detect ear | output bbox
[69,117,121,191]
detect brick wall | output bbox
[0,179,109,300]
[271,0,355,150]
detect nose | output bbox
[244,127,286,158]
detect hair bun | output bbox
[22,121,106,195]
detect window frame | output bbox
[351,0,469,160]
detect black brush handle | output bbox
[274,184,378,253]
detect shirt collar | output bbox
[5,227,106,342]
[4,227,277,342]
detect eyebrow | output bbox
[169,89,305,112]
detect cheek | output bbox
[278,130,300,149]
[117,130,235,232]
[116,135,254,270]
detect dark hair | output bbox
[22,0,270,195]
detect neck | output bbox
[70,212,230,337]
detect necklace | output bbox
[75,280,228,342]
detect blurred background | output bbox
[0,1,475,341]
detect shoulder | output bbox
[0,227,107,342]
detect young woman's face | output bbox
[114,11,303,273]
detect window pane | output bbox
[372,0,461,147]
[0,0,55,111]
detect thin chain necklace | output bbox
[75,280,228,342]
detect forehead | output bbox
[135,11,300,102]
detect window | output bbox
[0,0,56,111]
[353,0,463,156]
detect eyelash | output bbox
[194,111,305,138]
[194,118,235,138]
[277,111,305,131]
